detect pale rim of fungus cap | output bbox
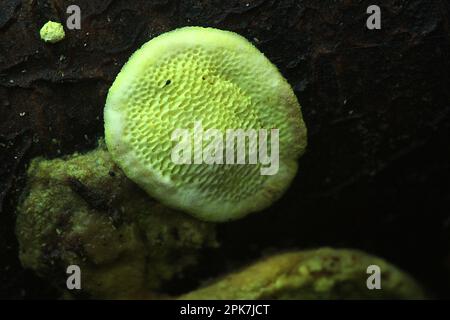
[39,21,65,43]
[104,26,307,222]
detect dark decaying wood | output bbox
[0,0,449,298]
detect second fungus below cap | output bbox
[104,26,307,222]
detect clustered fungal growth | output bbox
[15,147,426,299]
[105,26,307,222]
[15,26,426,300]
[39,21,65,43]
[15,144,217,299]
[179,248,426,300]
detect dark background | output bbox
[1,0,449,299]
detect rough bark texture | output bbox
[1,0,449,298]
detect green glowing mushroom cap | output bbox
[104,26,307,222]
[39,21,65,43]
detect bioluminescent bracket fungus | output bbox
[104,26,307,222]
[179,248,425,300]
[16,144,217,299]
[39,21,65,43]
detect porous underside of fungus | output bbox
[179,248,426,300]
[105,26,307,222]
